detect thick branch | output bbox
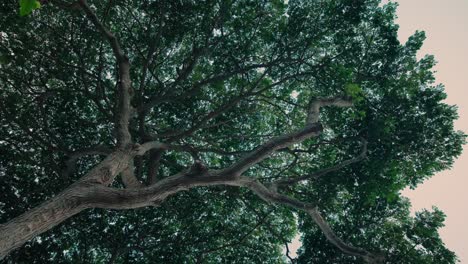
[0,187,87,258]
[0,96,356,259]
[220,96,353,177]
[75,170,239,210]
[120,160,144,188]
[0,142,202,259]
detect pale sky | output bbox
[397,0,468,263]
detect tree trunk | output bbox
[0,186,88,258]
[0,150,132,259]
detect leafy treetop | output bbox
[0,0,464,263]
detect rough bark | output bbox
[0,150,132,258]
[0,187,86,257]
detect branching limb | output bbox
[223,96,353,177]
[77,0,125,63]
[0,96,356,259]
[78,0,133,147]
[0,149,133,258]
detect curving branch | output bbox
[222,96,353,177]
[237,177,384,263]
[307,96,353,124]
[223,123,323,176]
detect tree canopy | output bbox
[0,0,465,263]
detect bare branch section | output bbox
[307,96,353,124]
[120,160,144,188]
[78,0,133,147]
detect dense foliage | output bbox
[0,0,464,263]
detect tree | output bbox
[0,0,465,262]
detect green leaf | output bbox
[344,83,362,96]
[345,83,365,102]
[0,53,11,65]
[385,191,398,202]
[19,0,41,17]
